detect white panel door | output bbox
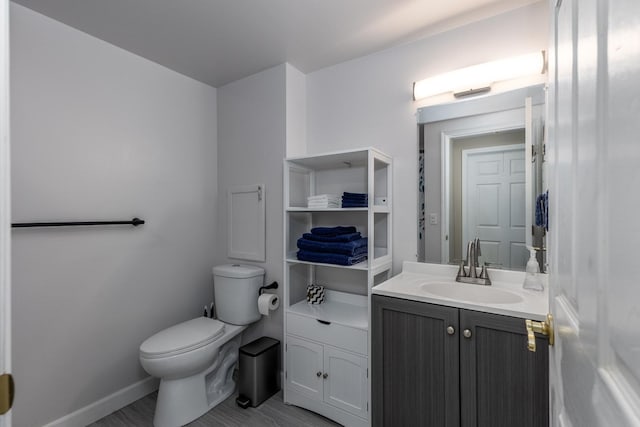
[285,336,323,401]
[323,346,368,419]
[549,0,640,425]
[463,144,527,269]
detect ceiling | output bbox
[12,0,540,88]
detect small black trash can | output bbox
[236,337,280,408]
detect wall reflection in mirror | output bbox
[417,85,546,272]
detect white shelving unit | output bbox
[283,148,392,427]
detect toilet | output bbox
[139,264,265,427]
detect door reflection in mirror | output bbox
[455,132,526,269]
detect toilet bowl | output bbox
[139,264,265,427]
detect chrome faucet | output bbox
[456,238,492,286]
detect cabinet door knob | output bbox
[447,326,455,335]
[323,373,328,379]
[463,329,472,339]
[316,371,322,378]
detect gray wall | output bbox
[10,4,218,426]
[216,64,286,346]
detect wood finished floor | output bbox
[89,391,341,427]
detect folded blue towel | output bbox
[302,232,362,242]
[297,237,368,256]
[343,192,368,199]
[535,191,549,230]
[310,226,357,236]
[342,201,368,208]
[297,250,367,266]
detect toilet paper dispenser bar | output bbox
[258,281,278,295]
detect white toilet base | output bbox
[152,327,244,427]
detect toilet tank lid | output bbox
[213,264,265,279]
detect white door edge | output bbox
[0,0,12,425]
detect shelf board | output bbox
[287,290,368,330]
[286,255,369,270]
[286,148,372,170]
[286,249,392,272]
[287,207,368,212]
[372,205,390,213]
[287,206,389,213]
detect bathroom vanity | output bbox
[371,262,549,427]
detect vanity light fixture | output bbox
[413,51,546,100]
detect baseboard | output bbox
[42,376,159,427]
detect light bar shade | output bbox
[413,51,546,100]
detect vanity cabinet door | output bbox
[372,295,460,427]
[459,309,549,427]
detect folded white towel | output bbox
[308,194,340,201]
[308,201,340,205]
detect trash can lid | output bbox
[240,336,280,357]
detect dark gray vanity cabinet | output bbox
[372,295,549,427]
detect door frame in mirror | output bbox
[443,127,526,265]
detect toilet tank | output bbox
[213,264,265,325]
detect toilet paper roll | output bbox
[258,293,280,316]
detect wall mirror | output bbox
[417,84,546,271]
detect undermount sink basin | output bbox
[420,281,523,304]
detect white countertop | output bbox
[372,261,549,321]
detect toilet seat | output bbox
[140,317,225,359]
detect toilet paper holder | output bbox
[259,281,279,295]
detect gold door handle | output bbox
[0,373,14,415]
[525,314,554,352]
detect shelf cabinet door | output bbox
[460,309,549,427]
[372,295,460,427]
[323,346,368,418]
[286,336,324,401]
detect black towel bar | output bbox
[11,217,145,228]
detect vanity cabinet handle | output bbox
[323,373,328,379]
[463,329,472,339]
[316,371,322,378]
[317,319,331,325]
[447,326,455,335]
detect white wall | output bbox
[306,2,548,273]
[285,64,307,157]
[216,64,286,345]
[10,4,218,427]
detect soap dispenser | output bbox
[523,248,544,291]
